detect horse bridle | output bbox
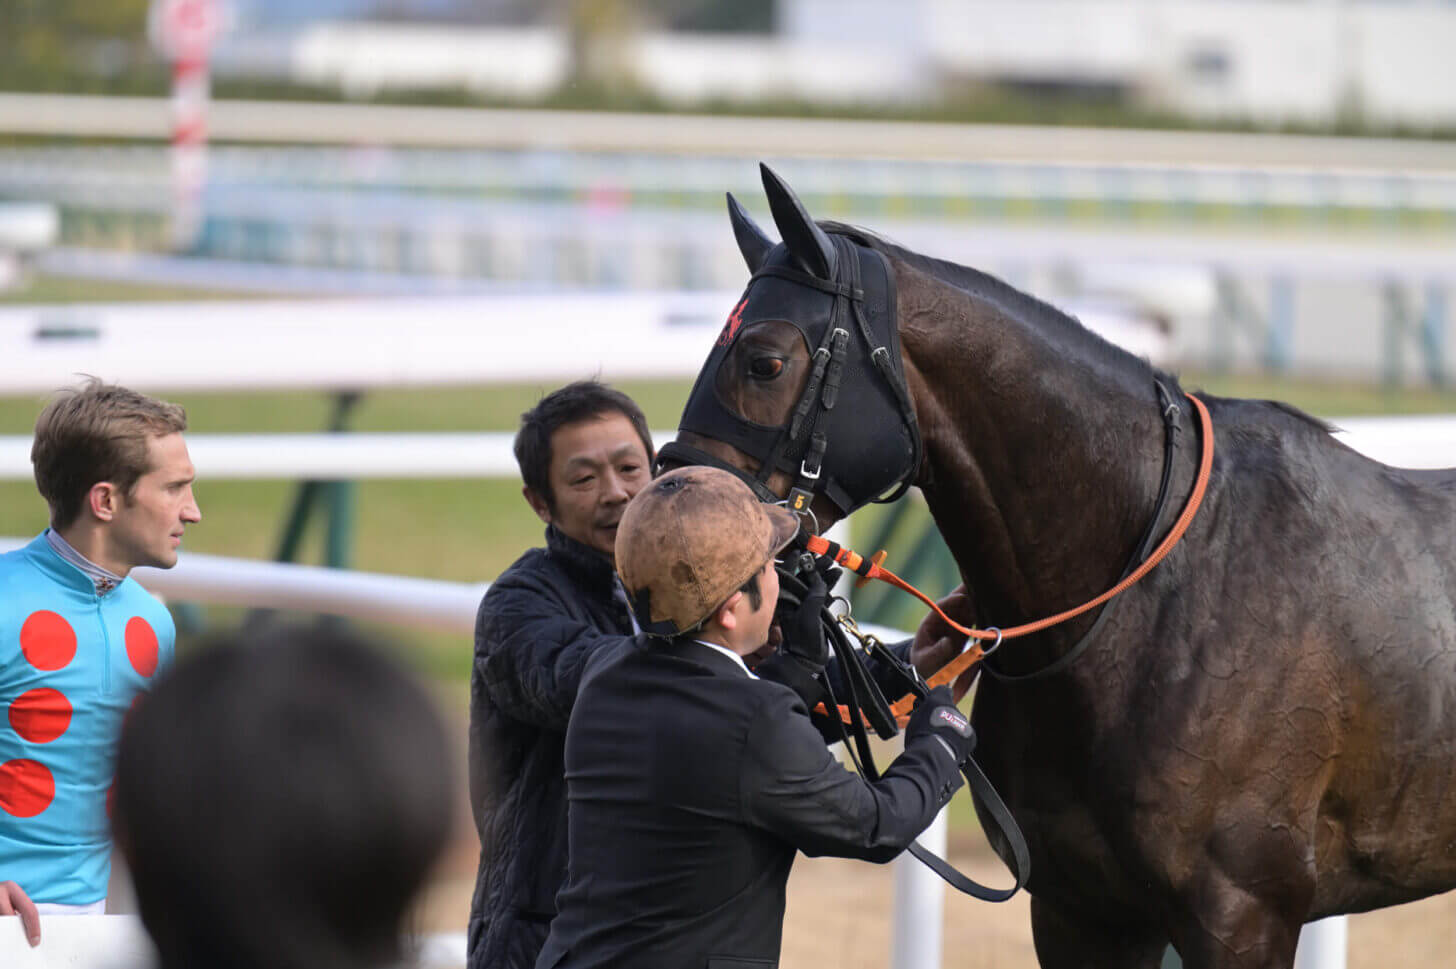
[659,181,1226,902]
[657,233,923,522]
[661,234,1034,902]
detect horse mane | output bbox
[820,220,1333,436]
[819,220,1166,383]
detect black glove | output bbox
[905,685,976,765]
[780,561,829,673]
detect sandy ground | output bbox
[417,684,1456,968]
[418,804,1456,969]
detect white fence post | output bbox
[827,514,948,969]
[1294,917,1348,969]
[890,807,947,969]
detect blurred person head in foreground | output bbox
[113,627,455,969]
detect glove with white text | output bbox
[905,685,976,765]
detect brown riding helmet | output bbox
[615,466,801,637]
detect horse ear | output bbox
[726,192,774,273]
[760,163,837,280]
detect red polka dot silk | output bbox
[0,759,55,818]
[124,617,160,678]
[19,611,77,671]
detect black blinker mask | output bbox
[658,174,922,522]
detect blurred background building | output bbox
[217,0,1456,128]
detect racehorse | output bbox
[657,165,1456,969]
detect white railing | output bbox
[1,416,1451,483]
[0,292,736,395]
[2,94,1454,170]
[0,431,574,481]
[0,915,467,968]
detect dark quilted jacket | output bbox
[467,526,636,969]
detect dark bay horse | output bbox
[659,166,1456,969]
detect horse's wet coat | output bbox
[668,167,1456,969]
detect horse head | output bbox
[663,164,1204,673]
[657,164,922,533]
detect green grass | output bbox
[0,273,264,304]
[1179,371,1456,416]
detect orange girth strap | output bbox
[811,392,1214,728]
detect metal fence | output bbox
[3,145,1455,286]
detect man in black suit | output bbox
[536,466,976,969]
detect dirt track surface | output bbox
[421,687,1455,967]
[419,818,1456,969]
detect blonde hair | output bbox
[31,378,188,528]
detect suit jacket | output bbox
[536,636,963,969]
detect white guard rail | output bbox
[0,915,467,968]
[0,290,1173,398]
[0,292,738,395]
[0,431,674,481]
[3,93,1455,170]
[0,417,1451,482]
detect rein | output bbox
[808,390,1214,727]
[777,565,1031,902]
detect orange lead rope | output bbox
[810,392,1215,727]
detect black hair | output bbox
[513,380,654,511]
[661,570,766,648]
[113,627,455,969]
[739,570,763,612]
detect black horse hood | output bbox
[661,165,921,519]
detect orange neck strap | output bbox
[810,392,1214,726]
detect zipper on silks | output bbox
[96,598,111,695]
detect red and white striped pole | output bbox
[170,50,209,250]
[149,0,226,252]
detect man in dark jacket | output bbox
[536,467,976,969]
[470,382,971,969]
[467,381,655,969]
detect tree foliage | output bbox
[644,0,773,33]
[0,0,161,90]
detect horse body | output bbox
[898,248,1456,965]
[671,167,1456,968]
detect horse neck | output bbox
[897,268,1170,670]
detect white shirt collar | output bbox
[694,640,758,679]
[612,576,642,636]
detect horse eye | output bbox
[748,357,785,380]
